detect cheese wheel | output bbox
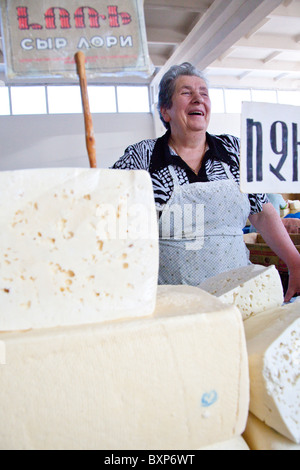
[244,302,300,443]
[199,264,283,320]
[0,168,158,330]
[0,285,249,450]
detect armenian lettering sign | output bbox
[0,0,153,78]
[240,101,300,194]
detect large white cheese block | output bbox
[199,436,249,450]
[243,413,300,451]
[244,302,300,443]
[199,264,283,320]
[0,168,158,330]
[0,285,249,450]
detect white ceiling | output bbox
[0,0,299,91]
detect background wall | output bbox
[0,113,156,171]
[0,112,241,171]
[209,114,241,138]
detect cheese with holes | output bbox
[244,302,300,443]
[199,264,283,320]
[0,168,158,330]
[243,413,300,451]
[0,285,249,450]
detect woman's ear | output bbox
[160,107,171,124]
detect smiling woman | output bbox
[158,63,209,129]
[112,62,260,284]
[160,74,211,174]
[112,62,300,299]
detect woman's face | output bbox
[161,75,211,135]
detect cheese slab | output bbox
[244,302,300,443]
[199,436,249,450]
[243,413,300,451]
[199,264,283,320]
[290,200,300,211]
[0,168,158,330]
[0,285,249,450]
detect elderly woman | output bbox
[112,62,300,301]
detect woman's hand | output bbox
[285,263,300,302]
[249,203,300,302]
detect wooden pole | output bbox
[75,51,97,168]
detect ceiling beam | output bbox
[268,1,300,18]
[209,57,300,73]
[207,73,300,90]
[147,28,185,46]
[236,34,300,51]
[150,0,283,89]
[237,70,251,80]
[244,18,270,39]
[144,0,212,13]
[218,48,235,61]
[0,37,3,64]
[262,51,281,63]
[150,53,170,68]
[274,72,289,81]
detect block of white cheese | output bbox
[243,413,300,451]
[0,168,158,330]
[280,208,290,217]
[199,436,249,450]
[0,285,249,450]
[244,302,300,443]
[290,200,300,211]
[199,264,283,320]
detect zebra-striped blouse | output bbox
[112,130,268,214]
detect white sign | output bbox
[240,102,300,193]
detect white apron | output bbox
[158,163,251,285]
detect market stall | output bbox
[0,0,299,453]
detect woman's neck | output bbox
[169,131,208,174]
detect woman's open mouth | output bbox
[188,111,204,116]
